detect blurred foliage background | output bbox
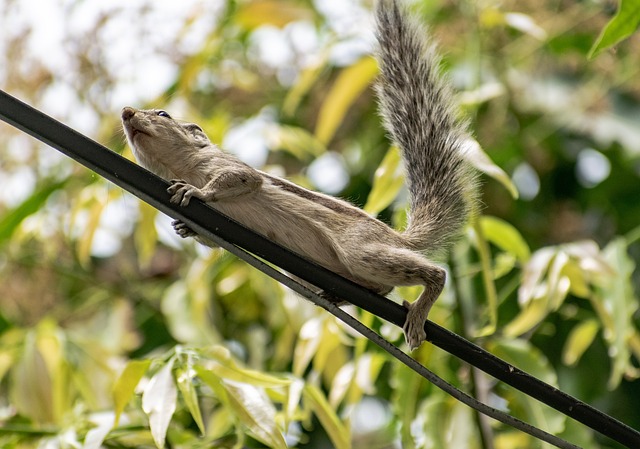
[1,0,640,448]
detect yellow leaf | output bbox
[562,319,600,366]
[0,351,13,382]
[364,145,405,216]
[284,57,328,117]
[76,192,107,267]
[236,1,313,30]
[562,260,591,298]
[479,215,531,263]
[503,296,550,337]
[208,360,292,388]
[135,202,158,269]
[265,124,327,160]
[315,56,379,145]
[113,359,151,426]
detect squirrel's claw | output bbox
[403,300,427,350]
[172,219,197,238]
[167,179,199,206]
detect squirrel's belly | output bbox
[210,197,345,271]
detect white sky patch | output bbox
[251,26,295,68]
[223,111,277,168]
[0,167,37,208]
[307,152,349,194]
[576,148,611,188]
[512,162,540,201]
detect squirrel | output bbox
[121,0,477,350]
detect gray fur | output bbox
[375,0,478,254]
[120,0,477,350]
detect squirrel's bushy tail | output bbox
[375,0,478,255]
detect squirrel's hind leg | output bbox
[344,245,446,350]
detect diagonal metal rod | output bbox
[1,89,639,448]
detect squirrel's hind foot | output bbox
[402,299,431,350]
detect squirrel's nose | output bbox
[121,107,136,121]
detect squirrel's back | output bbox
[375,0,478,255]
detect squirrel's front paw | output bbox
[403,300,428,350]
[167,179,200,206]
[172,219,197,238]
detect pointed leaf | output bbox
[223,380,288,449]
[142,360,177,449]
[479,215,530,263]
[504,13,547,40]
[209,361,291,388]
[284,58,328,116]
[599,237,639,387]
[315,56,379,145]
[519,247,555,305]
[83,414,115,449]
[304,384,350,449]
[503,296,550,337]
[463,138,519,199]
[113,359,151,426]
[562,319,600,366]
[176,367,205,434]
[364,145,405,216]
[135,202,158,268]
[0,179,67,247]
[589,0,640,58]
[266,124,327,160]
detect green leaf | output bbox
[113,359,151,426]
[479,215,531,263]
[208,360,292,388]
[0,179,67,247]
[589,0,640,58]
[315,56,379,145]
[562,319,600,366]
[175,367,206,435]
[196,364,289,448]
[304,384,350,449]
[364,145,405,216]
[597,237,639,388]
[222,380,288,449]
[142,359,177,449]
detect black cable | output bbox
[198,233,581,449]
[1,90,639,448]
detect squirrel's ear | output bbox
[184,123,210,145]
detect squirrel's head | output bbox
[121,107,211,179]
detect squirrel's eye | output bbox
[157,110,171,118]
